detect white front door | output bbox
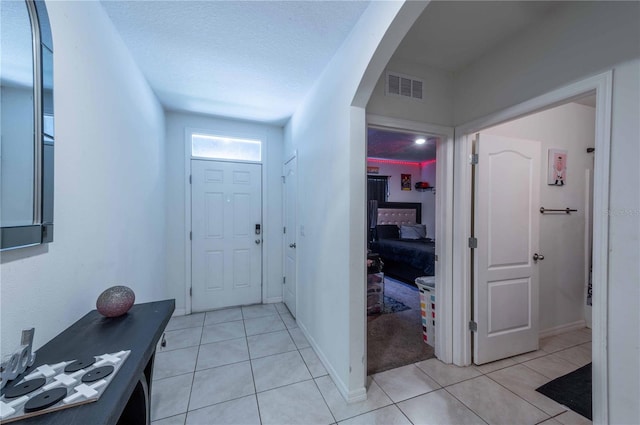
[283,157,297,317]
[191,160,262,311]
[473,133,541,364]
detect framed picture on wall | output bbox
[401,174,411,191]
[548,149,567,186]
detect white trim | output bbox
[172,308,186,317]
[367,114,453,138]
[452,133,474,366]
[366,114,455,364]
[260,134,269,306]
[282,152,298,317]
[264,297,283,304]
[184,128,193,315]
[453,71,612,421]
[434,129,455,364]
[539,320,587,339]
[590,70,612,425]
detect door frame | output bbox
[282,151,298,316]
[366,114,455,363]
[453,71,612,422]
[184,127,270,315]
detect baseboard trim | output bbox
[264,296,283,304]
[297,322,367,403]
[539,320,587,339]
[172,299,283,317]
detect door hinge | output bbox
[190,231,192,241]
[190,287,192,297]
[469,321,477,332]
[435,254,439,261]
[283,276,286,284]
[283,227,286,234]
[189,174,192,184]
[282,176,286,183]
[469,154,479,165]
[468,237,477,249]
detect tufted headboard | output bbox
[377,202,422,226]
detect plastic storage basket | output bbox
[415,276,436,347]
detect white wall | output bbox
[453,2,640,126]
[484,102,595,332]
[165,112,284,313]
[285,1,427,401]
[0,1,166,355]
[452,2,639,421]
[366,59,454,127]
[0,86,34,226]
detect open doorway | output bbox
[470,95,596,365]
[365,117,456,375]
[456,88,603,421]
[480,95,595,332]
[366,125,437,375]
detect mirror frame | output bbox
[1,0,54,251]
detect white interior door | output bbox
[474,133,541,364]
[191,160,262,311]
[283,157,297,317]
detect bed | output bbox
[369,202,435,285]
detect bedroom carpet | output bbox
[367,277,434,375]
[367,295,411,316]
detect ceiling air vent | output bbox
[386,71,424,101]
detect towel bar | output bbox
[540,207,577,214]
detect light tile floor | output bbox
[151,305,592,425]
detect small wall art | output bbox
[548,149,568,186]
[401,174,411,191]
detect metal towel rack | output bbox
[540,207,577,214]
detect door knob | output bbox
[289,243,296,248]
[533,253,545,262]
[255,239,261,245]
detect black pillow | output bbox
[376,225,399,240]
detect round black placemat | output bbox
[24,387,67,412]
[64,356,96,373]
[81,365,114,383]
[3,377,46,399]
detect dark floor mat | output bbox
[536,363,592,420]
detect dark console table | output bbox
[12,299,174,425]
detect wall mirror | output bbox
[1,0,54,250]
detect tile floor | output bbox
[151,304,592,425]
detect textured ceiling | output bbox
[99,1,565,126]
[100,0,370,124]
[368,128,438,162]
